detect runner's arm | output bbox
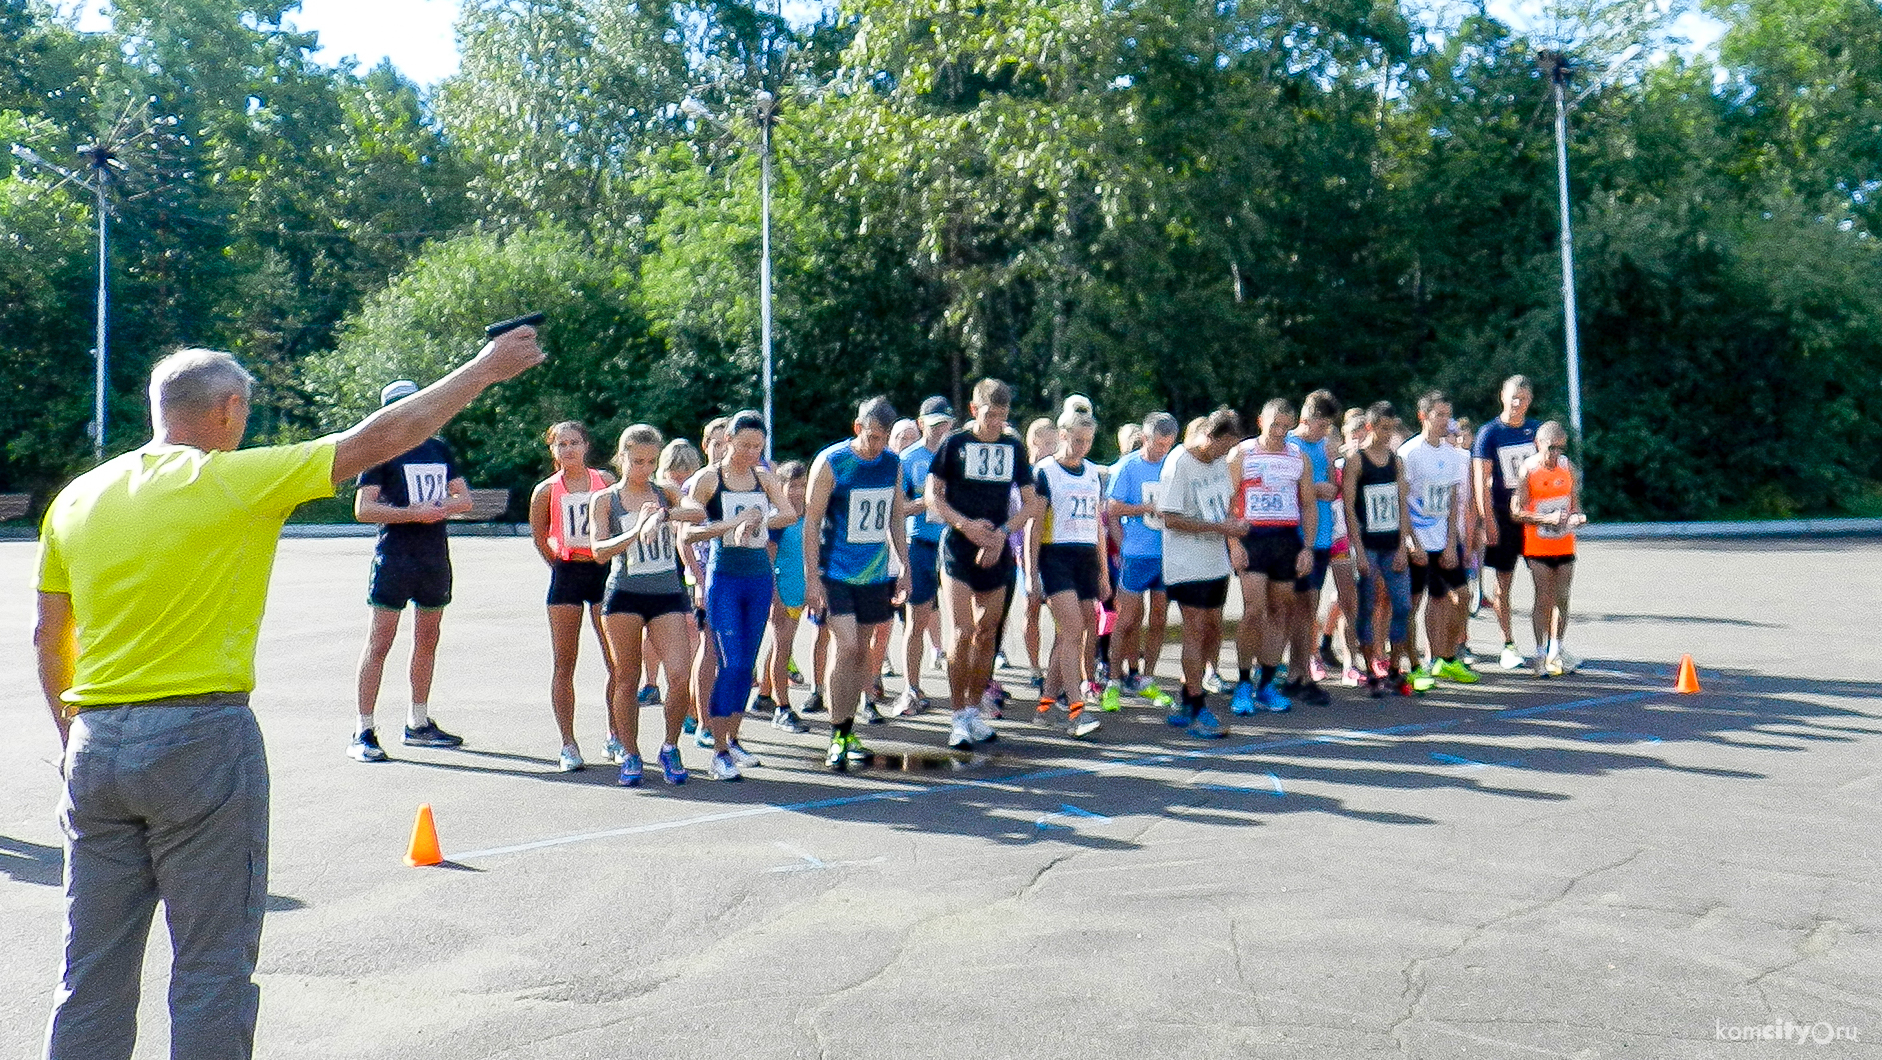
[35,591,75,746]
[444,475,474,517]
[329,326,543,484]
[760,468,798,529]
[527,479,556,564]
[924,474,1001,548]
[354,484,423,524]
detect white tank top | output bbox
[1038,458,1102,545]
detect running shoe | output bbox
[1100,681,1123,713]
[1028,667,1045,690]
[965,705,997,743]
[348,729,388,763]
[1203,667,1224,695]
[709,752,741,781]
[403,720,463,748]
[727,741,762,769]
[754,694,777,718]
[1289,681,1330,707]
[825,735,848,771]
[1367,676,1386,699]
[979,686,1006,720]
[860,699,885,725]
[887,689,921,718]
[1068,708,1101,739]
[1187,706,1228,739]
[1123,673,1154,697]
[1434,658,1480,684]
[1341,664,1363,687]
[773,704,809,733]
[682,714,698,734]
[801,691,827,715]
[1499,642,1525,670]
[948,710,976,749]
[694,725,715,749]
[1532,654,1549,678]
[1256,684,1293,713]
[1230,680,1257,716]
[1409,667,1437,693]
[1556,648,1582,674]
[1145,686,1177,713]
[993,651,1010,671]
[928,646,947,671]
[558,745,585,773]
[1082,681,1104,705]
[637,684,662,706]
[1164,698,1194,727]
[1308,656,1329,683]
[658,744,688,784]
[618,753,644,787]
[842,731,868,762]
[1458,644,1478,667]
[1545,648,1565,677]
[787,659,806,687]
[604,735,627,764]
[1396,675,1417,697]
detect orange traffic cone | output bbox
[1674,654,1701,694]
[405,803,442,867]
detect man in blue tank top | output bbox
[803,397,912,771]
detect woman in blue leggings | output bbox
[682,410,796,780]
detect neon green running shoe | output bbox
[1100,681,1123,713]
[1145,686,1176,710]
[1434,658,1480,684]
[1409,666,1437,693]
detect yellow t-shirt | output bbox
[36,439,338,708]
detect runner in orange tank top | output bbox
[529,421,619,769]
[1510,421,1587,678]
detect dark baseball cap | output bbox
[919,396,955,422]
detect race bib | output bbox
[623,523,677,574]
[1241,485,1295,520]
[559,492,593,550]
[1139,481,1164,531]
[963,442,1014,483]
[721,490,768,547]
[1421,480,1453,521]
[1363,483,1399,533]
[1054,485,1102,542]
[1535,496,1570,539]
[403,463,449,507]
[1497,442,1538,487]
[846,487,894,544]
[1195,480,1230,524]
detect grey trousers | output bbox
[45,695,269,1060]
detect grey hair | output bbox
[1142,411,1179,438]
[149,348,254,420]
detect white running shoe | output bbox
[603,736,627,765]
[967,705,997,742]
[887,688,920,718]
[1499,643,1525,670]
[948,709,976,749]
[1556,648,1582,674]
[1068,711,1101,739]
[558,745,585,773]
[1202,666,1224,695]
[726,741,762,769]
[1545,647,1566,677]
[709,752,742,781]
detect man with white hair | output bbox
[34,329,544,1059]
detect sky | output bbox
[67,0,1725,90]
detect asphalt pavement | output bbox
[2,537,1878,1058]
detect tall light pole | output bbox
[1538,51,1583,445]
[755,89,777,462]
[11,141,113,463]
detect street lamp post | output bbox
[10,141,113,463]
[1538,51,1584,445]
[755,89,777,462]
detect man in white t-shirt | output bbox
[1398,390,1479,689]
[1156,408,1248,738]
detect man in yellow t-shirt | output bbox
[34,330,543,1060]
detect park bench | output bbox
[451,488,512,522]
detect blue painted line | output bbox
[451,687,1661,862]
[1495,691,1655,719]
[1578,731,1662,745]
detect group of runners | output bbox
[345,373,1588,786]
